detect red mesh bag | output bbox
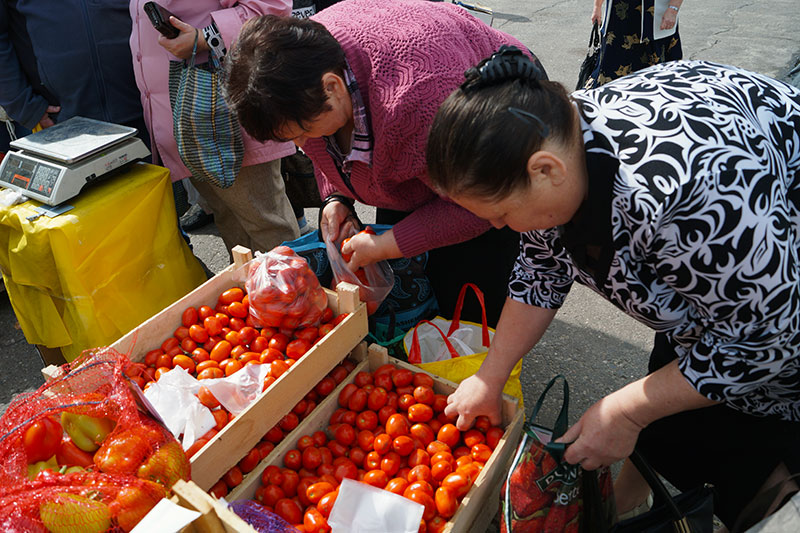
[0,347,191,531]
[0,471,166,533]
[245,245,328,329]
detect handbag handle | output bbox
[407,319,460,364]
[589,21,600,49]
[186,29,221,70]
[447,283,490,348]
[187,29,199,69]
[629,449,695,530]
[526,375,570,446]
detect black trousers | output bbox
[636,333,800,527]
[375,208,519,328]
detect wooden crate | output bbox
[172,479,257,533]
[44,245,369,491]
[232,343,524,533]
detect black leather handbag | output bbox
[576,21,602,90]
[612,450,715,533]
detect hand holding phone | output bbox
[143,2,180,39]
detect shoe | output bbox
[618,492,653,521]
[297,215,314,236]
[181,204,214,231]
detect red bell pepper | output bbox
[109,481,165,532]
[93,429,151,476]
[22,416,62,463]
[56,436,95,468]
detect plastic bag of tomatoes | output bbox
[246,246,328,329]
[325,225,394,315]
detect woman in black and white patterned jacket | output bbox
[426,46,800,526]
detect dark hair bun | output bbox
[462,45,543,92]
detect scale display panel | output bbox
[0,153,63,201]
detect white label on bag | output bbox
[291,6,316,19]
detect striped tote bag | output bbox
[168,31,243,188]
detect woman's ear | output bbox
[526,150,568,187]
[321,72,346,99]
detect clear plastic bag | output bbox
[245,246,328,329]
[325,226,394,315]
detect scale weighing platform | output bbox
[0,116,150,206]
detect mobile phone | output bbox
[143,2,180,39]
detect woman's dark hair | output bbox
[426,46,576,201]
[226,15,347,142]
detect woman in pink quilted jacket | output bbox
[129,0,299,257]
[226,0,546,325]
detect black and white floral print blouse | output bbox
[509,61,800,421]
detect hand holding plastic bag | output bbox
[246,246,328,329]
[325,225,393,315]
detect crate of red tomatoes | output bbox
[92,245,369,492]
[226,343,524,533]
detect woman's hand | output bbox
[340,229,401,269]
[591,0,603,25]
[320,200,355,243]
[37,105,61,129]
[444,373,505,431]
[556,361,715,471]
[660,6,678,30]
[556,391,645,471]
[157,17,208,59]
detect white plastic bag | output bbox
[404,317,494,363]
[143,363,271,450]
[328,478,424,533]
[404,283,494,364]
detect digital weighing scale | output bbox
[0,116,150,206]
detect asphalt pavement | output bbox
[2,0,799,472]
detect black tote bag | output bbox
[612,450,715,533]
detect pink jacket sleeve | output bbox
[391,197,492,257]
[210,0,291,51]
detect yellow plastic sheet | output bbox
[0,163,207,361]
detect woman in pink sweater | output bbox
[226,0,546,324]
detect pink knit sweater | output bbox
[307,0,533,257]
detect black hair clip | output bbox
[462,45,543,91]
[508,107,549,138]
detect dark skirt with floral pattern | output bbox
[585,0,682,89]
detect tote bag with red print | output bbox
[501,375,616,532]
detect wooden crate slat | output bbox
[172,479,257,533]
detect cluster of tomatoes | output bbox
[250,364,505,533]
[204,359,357,499]
[126,286,347,390]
